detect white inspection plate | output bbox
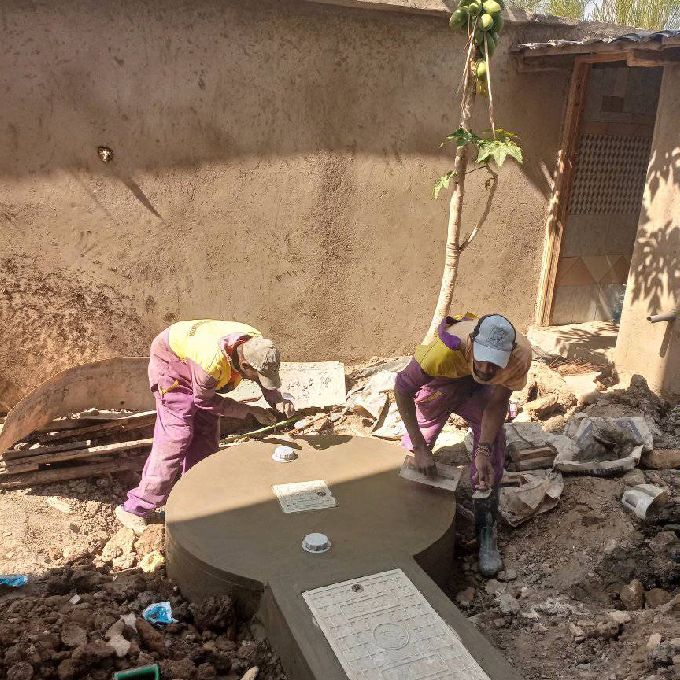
[272,480,337,514]
[302,568,491,680]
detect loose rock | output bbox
[456,587,476,608]
[646,588,673,608]
[60,623,87,648]
[621,579,645,611]
[135,618,166,655]
[7,661,34,680]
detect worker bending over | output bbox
[395,313,531,577]
[116,320,294,533]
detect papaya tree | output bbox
[423,0,523,343]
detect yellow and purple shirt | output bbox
[395,314,532,397]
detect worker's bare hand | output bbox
[248,406,277,427]
[276,398,295,418]
[413,443,437,478]
[475,447,494,491]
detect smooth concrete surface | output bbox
[1,0,598,406]
[166,436,522,680]
[616,65,680,401]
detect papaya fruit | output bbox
[480,13,494,30]
[483,0,502,13]
[476,60,487,79]
[493,13,504,31]
[467,2,481,14]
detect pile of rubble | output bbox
[0,520,284,680]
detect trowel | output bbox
[399,455,462,492]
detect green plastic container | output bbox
[112,663,160,680]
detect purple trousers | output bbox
[400,376,507,488]
[124,351,220,517]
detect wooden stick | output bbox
[39,411,156,442]
[1,439,93,461]
[0,438,152,474]
[218,416,299,448]
[0,457,146,490]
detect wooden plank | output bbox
[1,439,92,461]
[0,438,152,474]
[0,456,146,490]
[39,411,156,443]
[534,59,590,326]
[627,49,680,67]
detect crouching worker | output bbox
[116,319,294,532]
[394,313,531,577]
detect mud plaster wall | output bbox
[1,0,577,406]
[616,65,680,400]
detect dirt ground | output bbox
[1,362,680,680]
[0,473,285,680]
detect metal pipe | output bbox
[647,311,677,323]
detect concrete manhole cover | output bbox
[272,479,337,513]
[303,569,491,680]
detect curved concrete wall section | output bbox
[165,436,522,680]
[1,0,587,405]
[0,358,154,452]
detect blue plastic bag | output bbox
[142,602,177,625]
[0,575,28,588]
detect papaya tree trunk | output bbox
[423,73,475,344]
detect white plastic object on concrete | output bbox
[302,532,332,553]
[272,479,337,513]
[303,569,491,679]
[621,483,668,519]
[272,445,298,463]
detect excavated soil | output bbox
[1,364,680,680]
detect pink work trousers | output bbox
[123,353,220,517]
[400,376,507,488]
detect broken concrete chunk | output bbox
[372,403,406,440]
[46,496,73,514]
[101,528,135,562]
[606,610,631,625]
[498,593,520,616]
[500,470,564,527]
[230,361,346,410]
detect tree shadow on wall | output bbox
[625,140,679,390]
[629,143,680,313]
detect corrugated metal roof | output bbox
[517,28,680,52]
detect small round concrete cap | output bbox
[302,532,331,554]
[272,445,298,463]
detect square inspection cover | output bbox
[303,569,491,680]
[272,480,337,513]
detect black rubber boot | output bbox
[474,489,503,578]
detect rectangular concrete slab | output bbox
[229,361,346,410]
[303,569,491,680]
[272,480,337,513]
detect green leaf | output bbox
[441,128,480,148]
[433,170,456,199]
[477,136,523,168]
